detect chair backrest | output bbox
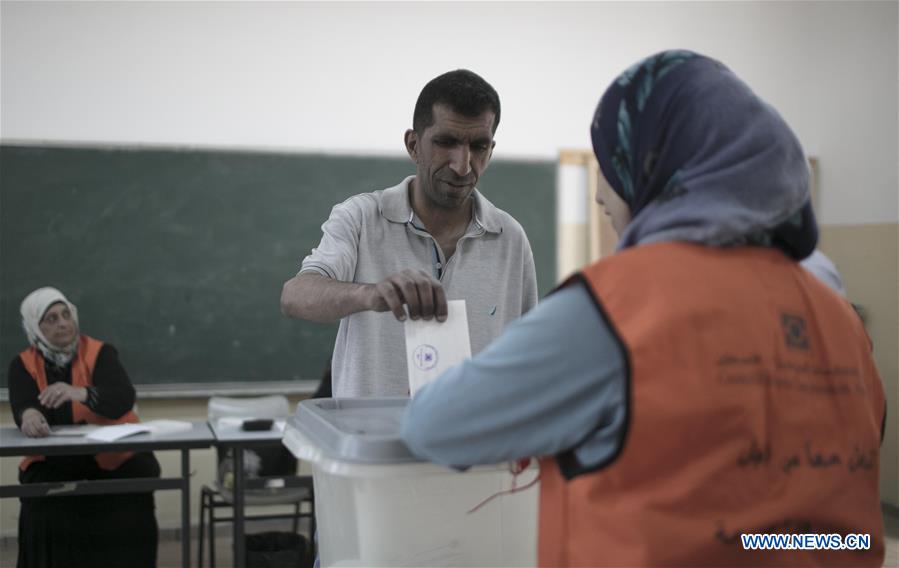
[208,395,290,421]
[208,395,296,481]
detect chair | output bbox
[199,395,315,568]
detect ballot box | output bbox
[282,398,538,567]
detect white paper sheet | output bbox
[85,423,150,442]
[404,299,472,396]
[50,425,99,437]
[142,419,193,436]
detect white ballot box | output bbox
[283,398,538,567]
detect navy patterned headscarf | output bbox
[591,50,817,259]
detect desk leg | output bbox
[233,446,245,568]
[182,449,191,568]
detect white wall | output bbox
[1,1,896,226]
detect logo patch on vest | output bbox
[781,313,809,351]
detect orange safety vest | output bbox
[538,242,885,567]
[19,335,140,472]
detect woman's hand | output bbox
[21,408,51,438]
[38,383,87,409]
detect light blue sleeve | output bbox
[400,282,627,468]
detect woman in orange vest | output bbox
[8,287,161,568]
[402,51,886,566]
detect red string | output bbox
[467,458,540,514]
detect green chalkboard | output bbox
[0,145,556,387]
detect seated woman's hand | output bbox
[38,382,87,410]
[21,408,51,438]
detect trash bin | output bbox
[282,398,538,568]
[245,531,308,568]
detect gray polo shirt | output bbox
[300,175,539,397]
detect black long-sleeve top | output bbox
[9,343,136,428]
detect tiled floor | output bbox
[156,514,899,567]
[0,519,310,568]
[2,512,898,567]
[161,520,313,568]
[885,510,899,567]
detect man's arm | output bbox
[280,272,375,323]
[284,196,448,323]
[281,270,448,323]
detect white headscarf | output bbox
[20,287,81,368]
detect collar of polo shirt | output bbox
[378,176,504,234]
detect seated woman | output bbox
[9,287,160,568]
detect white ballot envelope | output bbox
[404,299,472,395]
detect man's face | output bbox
[405,103,496,210]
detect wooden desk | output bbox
[0,422,215,568]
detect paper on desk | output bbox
[52,421,189,440]
[85,423,150,442]
[404,299,471,396]
[142,420,193,436]
[50,425,99,437]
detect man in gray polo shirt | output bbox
[280,69,538,397]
